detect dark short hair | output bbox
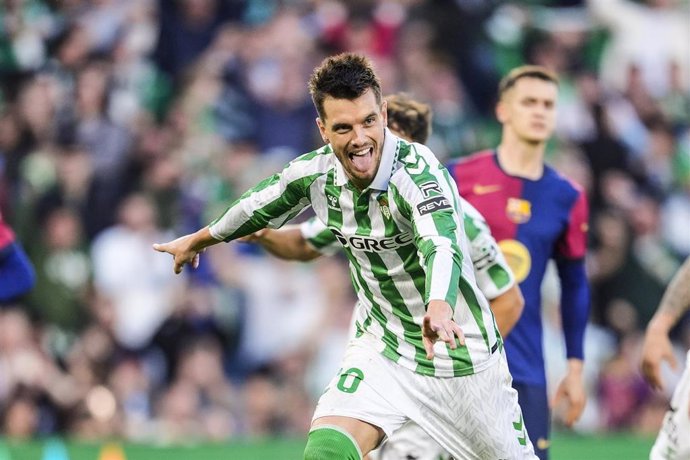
[385,93,432,144]
[498,65,559,100]
[308,53,382,121]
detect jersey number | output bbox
[336,367,364,394]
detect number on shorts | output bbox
[336,367,364,394]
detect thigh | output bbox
[415,354,537,460]
[370,421,451,460]
[312,336,408,453]
[650,353,690,460]
[513,381,551,460]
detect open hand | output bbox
[422,300,465,360]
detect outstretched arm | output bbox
[641,257,690,390]
[153,227,219,274]
[241,226,322,261]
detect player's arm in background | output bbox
[239,225,321,261]
[247,206,524,338]
[552,188,590,427]
[239,217,338,261]
[247,203,524,338]
[461,199,524,337]
[641,256,690,390]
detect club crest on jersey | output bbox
[506,198,531,224]
[378,195,391,219]
[326,193,340,210]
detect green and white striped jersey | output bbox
[300,198,515,301]
[209,129,501,378]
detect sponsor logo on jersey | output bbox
[326,193,340,210]
[498,239,531,282]
[472,184,502,195]
[331,228,413,252]
[420,181,442,198]
[506,197,531,223]
[417,196,451,216]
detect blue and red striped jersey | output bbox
[449,150,589,385]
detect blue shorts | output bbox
[513,382,550,460]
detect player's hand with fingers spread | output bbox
[552,359,586,428]
[153,227,215,274]
[422,300,465,360]
[640,317,678,391]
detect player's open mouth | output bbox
[348,147,374,173]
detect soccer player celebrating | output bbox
[448,65,590,460]
[154,53,536,459]
[243,93,525,460]
[641,256,690,460]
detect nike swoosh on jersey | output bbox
[472,184,502,195]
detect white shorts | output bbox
[312,334,537,459]
[650,351,690,460]
[368,421,451,460]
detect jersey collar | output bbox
[334,127,399,191]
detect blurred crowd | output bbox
[0,0,689,444]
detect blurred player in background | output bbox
[641,256,690,460]
[153,53,536,459]
[243,92,525,460]
[0,210,35,303]
[449,65,590,460]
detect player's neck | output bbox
[496,137,545,180]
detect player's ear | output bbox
[495,100,508,123]
[381,99,388,125]
[316,117,328,144]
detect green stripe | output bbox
[488,264,511,290]
[384,189,425,301]
[227,173,320,240]
[325,168,343,230]
[291,148,323,163]
[462,211,481,240]
[308,227,337,249]
[335,185,399,359]
[208,174,280,228]
[357,192,433,374]
[346,248,400,361]
[389,182,412,220]
[429,210,462,306]
[376,194,434,372]
[459,276,490,354]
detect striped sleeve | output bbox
[461,199,515,300]
[391,145,464,308]
[299,217,340,256]
[208,152,324,241]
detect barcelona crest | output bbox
[506,197,531,224]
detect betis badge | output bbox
[378,195,391,219]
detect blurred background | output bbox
[0,0,688,458]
